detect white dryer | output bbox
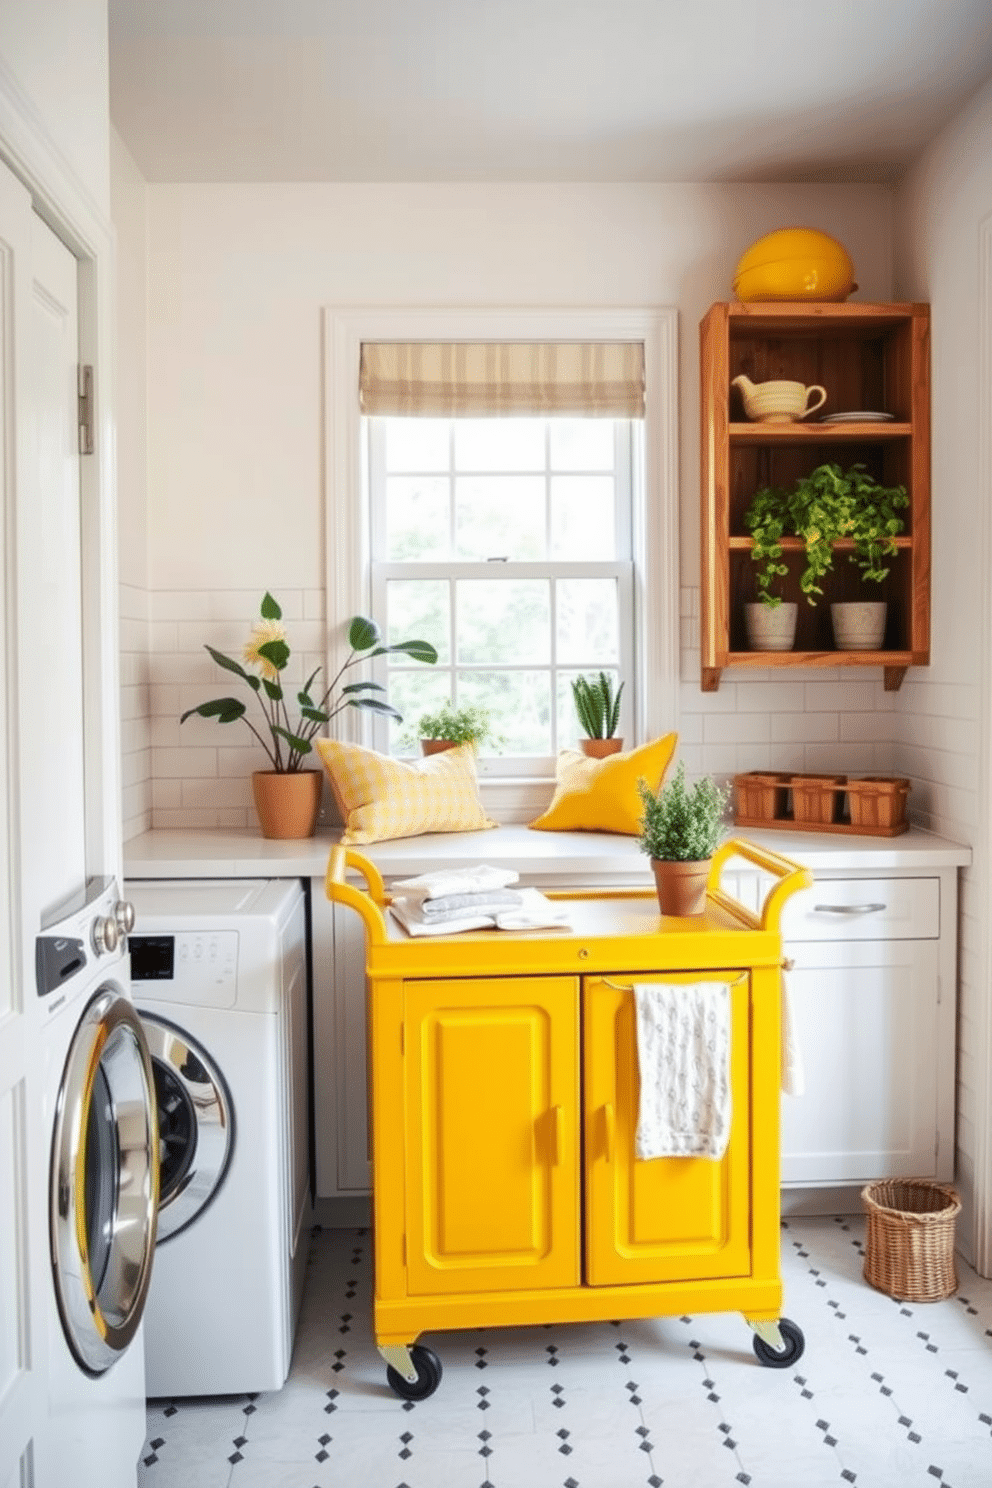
[125,878,310,1398]
[35,877,158,1488]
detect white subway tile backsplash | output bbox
[734,681,806,712]
[771,711,839,744]
[703,711,770,745]
[155,746,218,779]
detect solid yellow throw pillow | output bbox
[315,739,497,845]
[529,733,678,835]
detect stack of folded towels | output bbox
[389,865,571,937]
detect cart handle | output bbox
[324,845,391,945]
[708,837,813,935]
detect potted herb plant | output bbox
[404,701,504,755]
[637,762,730,916]
[571,672,624,757]
[181,594,437,838]
[743,462,909,651]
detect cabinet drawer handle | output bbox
[812,902,887,915]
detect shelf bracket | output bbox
[701,667,722,693]
[883,666,908,692]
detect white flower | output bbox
[243,619,286,681]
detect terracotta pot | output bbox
[420,738,459,755]
[650,857,711,917]
[251,770,323,840]
[579,737,624,758]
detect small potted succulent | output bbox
[404,701,504,755]
[180,594,437,838]
[743,462,908,652]
[571,672,624,757]
[637,762,730,916]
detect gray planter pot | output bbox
[744,602,798,652]
[831,601,887,651]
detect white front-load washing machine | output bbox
[35,877,158,1488]
[125,877,310,1398]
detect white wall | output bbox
[110,125,151,838]
[894,74,992,1268]
[0,0,110,218]
[137,179,899,828]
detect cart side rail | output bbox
[325,845,390,945]
[709,837,813,935]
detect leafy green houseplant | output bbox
[744,462,909,608]
[403,701,504,754]
[571,672,624,755]
[181,594,438,774]
[180,594,437,840]
[637,762,730,916]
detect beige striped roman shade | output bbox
[359,341,645,418]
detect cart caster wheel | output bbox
[386,1345,443,1400]
[752,1318,805,1369]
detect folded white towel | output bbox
[781,960,804,1097]
[633,982,731,1161]
[390,888,570,938]
[392,864,520,902]
[420,889,523,917]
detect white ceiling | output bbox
[108,0,992,185]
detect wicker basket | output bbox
[862,1179,961,1302]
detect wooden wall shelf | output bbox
[700,302,931,692]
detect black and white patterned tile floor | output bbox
[139,1216,992,1488]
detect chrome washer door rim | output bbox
[141,1013,234,1243]
[50,989,159,1375]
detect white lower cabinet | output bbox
[777,871,955,1197]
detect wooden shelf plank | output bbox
[727,536,913,551]
[729,422,912,443]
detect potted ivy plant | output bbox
[571,672,624,757]
[637,762,730,916]
[743,462,909,651]
[403,701,504,755]
[180,594,437,838]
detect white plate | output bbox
[820,411,895,423]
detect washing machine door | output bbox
[50,987,159,1375]
[141,1014,234,1242]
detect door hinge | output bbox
[77,364,94,455]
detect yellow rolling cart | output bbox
[326,837,812,1399]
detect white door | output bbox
[0,153,45,1488]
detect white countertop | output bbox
[123,823,972,885]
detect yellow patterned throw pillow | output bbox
[315,739,497,845]
[529,733,679,835]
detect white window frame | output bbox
[367,415,637,775]
[324,306,679,812]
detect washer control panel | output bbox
[130,931,239,1007]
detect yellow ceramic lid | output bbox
[733,227,856,302]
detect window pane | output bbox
[549,418,615,471]
[385,578,451,664]
[557,668,622,751]
[454,418,544,472]
[387,668,454,752]
[457,580,550,665]
[386,476,450,559]
[550,476,616,559]
[455,476,545,561]
[385,417,449,471]
[459,670,551,755]
[556,579,619,664]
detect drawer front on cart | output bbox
[780,878,939,942]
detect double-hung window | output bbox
[325,308,679,790]
[362,340,646,774]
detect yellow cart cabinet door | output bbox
[583,974,752,1287]
[404,976,581,1297]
